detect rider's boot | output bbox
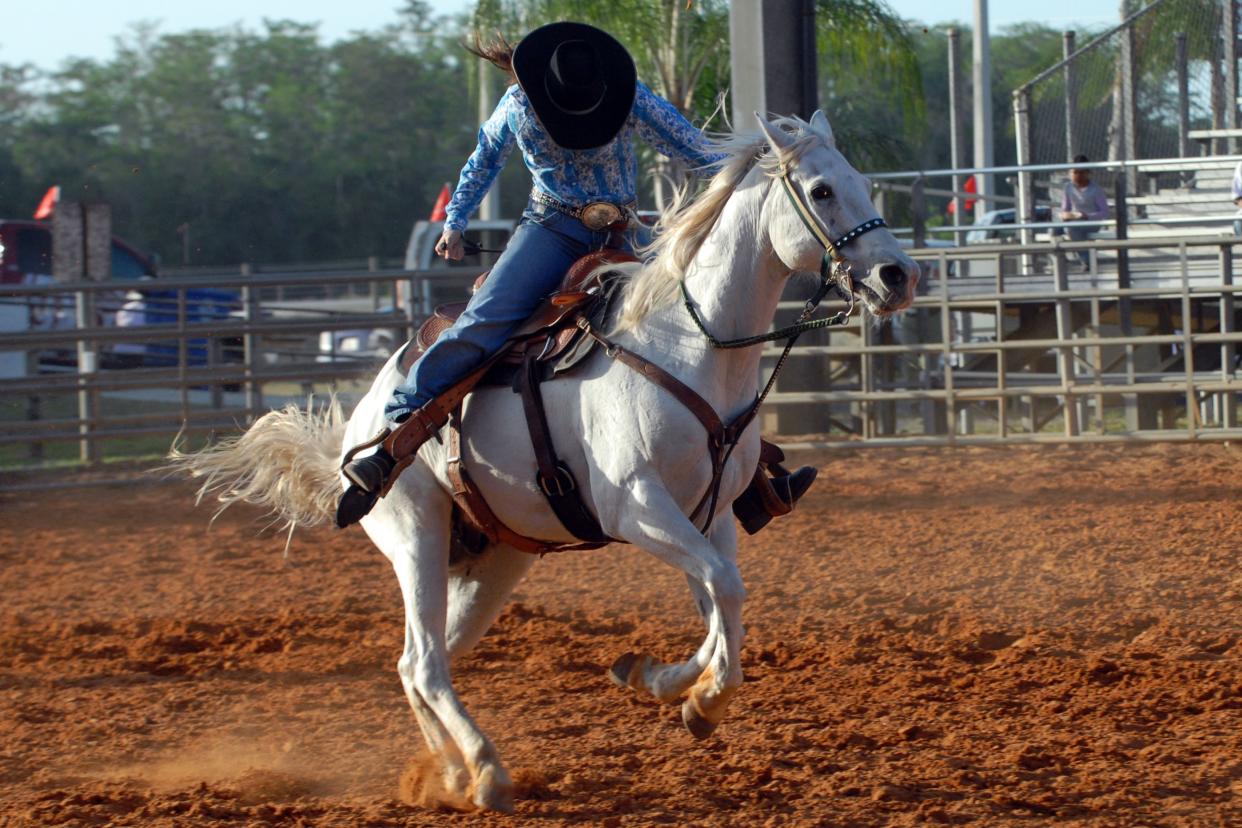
[771,465,817,510]
[731,464,818,536]
[335,410,445,529]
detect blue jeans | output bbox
[393,202,632,412]
[1055,223,1098,267]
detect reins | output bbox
[663,163,889,532]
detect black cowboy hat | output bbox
[512,22,636,151]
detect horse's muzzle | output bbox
[865,260,919,313]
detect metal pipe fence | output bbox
[869,154,1242,246]
[765,234,1241,448]
[1,233,1240,489]
[0,267,475,482]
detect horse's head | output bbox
[756,112,918,317]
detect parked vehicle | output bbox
[964,206,1053,244]
[316,308,399,364]
[0,218,240,370]
[0,219,156,286]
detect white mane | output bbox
[615,115,831,332]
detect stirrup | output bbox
[335,411,444,528]
[732,465,818,536]
[337,447,395,529]
[343,448,396,493]
[771,466,817,511]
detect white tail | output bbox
[168,397,346,531]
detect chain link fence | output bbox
[1019,0,1233,168]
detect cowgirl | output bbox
[344,22,722,494]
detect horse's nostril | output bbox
[878,263,906,291]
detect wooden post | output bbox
[26,351,42,462]
[83,204,111,282]
[1221,244,1237,428]
[762,0,817,118]
[911,176,927,249]
[728,0,765,133]
[75,289,98,463]
[241,263,263,421]
[478,57,502,221]
[53,201,105,463]
[1120,23,1138,174]
[762,0,822,437]
[1013,88,1035,274]
[1052,250,1080,437]
[1114,170,1142,431]
[368,255,380,310]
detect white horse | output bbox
[173,112,917,812]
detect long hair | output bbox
[465,31,516,84]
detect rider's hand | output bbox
[436,228,464,261]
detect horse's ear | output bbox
[809,110,835,146]
[755,113,795,155]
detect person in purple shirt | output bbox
[1060,154,1110,270]
[342,21,723,497]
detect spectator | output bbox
[111,277,154,368]
[1060,154,1110,271]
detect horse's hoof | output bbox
[608,652,640,690]
[473,786,514,814]
[681,699,719,740]
[471,766,514,813]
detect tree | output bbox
[814,0,925,170]
[0,12,479,266]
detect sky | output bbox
[6,0,1124,72]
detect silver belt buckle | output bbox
[580,201,623,231]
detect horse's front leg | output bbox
[610,485,745,739]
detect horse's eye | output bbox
[811,184,833,201]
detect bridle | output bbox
[681,159,888,352]
[654,157,889,534]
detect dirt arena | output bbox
[2,443,1240,827]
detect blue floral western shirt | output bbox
[443,81,724,231]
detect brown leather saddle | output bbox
[400,249,631,384]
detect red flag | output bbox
[430,183,451,221]
[33,185,59,220]
[947,175,976,215]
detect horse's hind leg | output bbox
[400,624,470,802]
[367,474,514,812]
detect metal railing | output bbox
[0,266,476,478]
[768,233,1240,448]
[869,154,1242,247]
[1,233,1239,488]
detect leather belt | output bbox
[531,190,633,231]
